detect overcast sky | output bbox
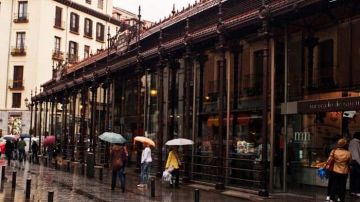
[113,0,197,22]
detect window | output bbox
[68,41,78,63]
[84,18,92,37]
[98,0,104,9]
[18,1,28,20]
[54,36,61,52]
[12,93,21,108]
[13,66,23,89]
[96,23,104,41]
[54,6,63,28]
[16,32,25,49]
[86,0,91,4]
[317,39,334,88]
[84,45,90,59]
[70,12,79,33]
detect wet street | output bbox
[0,159,243,202]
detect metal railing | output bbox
[52,50,64,61]
[68,54,79,64]
[8,80,24,90]
[11,46,26,56]
[13,13,29,23]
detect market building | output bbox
[32,0,360,196]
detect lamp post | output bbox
[25,92,33,154]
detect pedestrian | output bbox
[165,146,181,187]
[17,137,26,162]
[110,143,127,192]
[137,143,152,188]
[47,144,54,164]
[31,140,39,164]
[349,132,360,198]
[326,138,351,202]
[5,140,14,166]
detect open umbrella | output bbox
[99,132,127,144]
[43,135,56,146]
[165,138,194,146]
[134,136,155,147]
[20,134,31,138]
[3,135,19,141]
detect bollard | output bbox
[1,166,5,180]
[48,191,54,202]
[99,167,103,181]
[67,161,71,172]
[12,171,16,189]
[25,178,31,199]
[150,178,155,198]
[194,189,200,202]
[81,163,85,175]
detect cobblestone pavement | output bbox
[0,160,243,202]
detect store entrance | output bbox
[284,110,359,196]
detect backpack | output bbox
[112,147,126,170]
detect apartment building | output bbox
[0,0,132,136]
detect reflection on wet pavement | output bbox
[0,160,242,202]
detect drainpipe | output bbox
[5,0,15,109]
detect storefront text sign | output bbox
[298,97,360,113]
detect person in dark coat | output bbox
[5,140,14,166]
[110,144,127,192]
[31,141,39,164]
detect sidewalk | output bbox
[0,160,244,202]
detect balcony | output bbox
[68,54,78,64]
[11,46,26,56]
[52,50,64,61]
[13,13,28,23]
[54,19,65,30]
[8,80,24,90]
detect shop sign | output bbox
[298,97,360,113]
[294,131,311,142]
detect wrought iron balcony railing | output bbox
[11,46,26,56]
[8,80,24,90]
[52,50,64,61]
[13,13,28,23]
[68,54,79,64]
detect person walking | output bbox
[137,143,152,188]
[31,140,39,164]
[349,132,360,198]
[110,143,127,192]
[326,138,351,202]
[5,140,14,166]
[17,137,26,162]
[47,144,54,165]
[165,146,181,187]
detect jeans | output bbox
[111,167,125,191]
[140,162,151,184]
[18,149,25,162]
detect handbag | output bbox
[325,149,336,172]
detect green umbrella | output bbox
[99,132,127,144]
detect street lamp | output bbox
[25,97,30,110]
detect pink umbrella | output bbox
[43,135,56,146]
[0,142,5,154]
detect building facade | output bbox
[32,0,360,196]
[0,0,132,136]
